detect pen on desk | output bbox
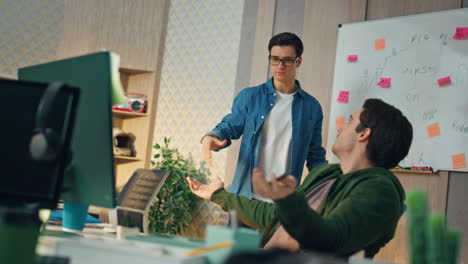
[186,241,234,256]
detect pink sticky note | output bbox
[348,54,358,62]
[337,91,350,103]
[377,77,391,88]
[437,76,451,86]
[453,27,468,40]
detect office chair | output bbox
[109,169,169,233]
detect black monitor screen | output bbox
[0,79,79,209]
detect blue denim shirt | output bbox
[209,77,327,198]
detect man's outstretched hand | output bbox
[201,135,228,167]
[186,176,224,200]
[252,168,297,201]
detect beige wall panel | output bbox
[123,73,154,100]
[58,0,169,192]
[404,0,461,15]
[366,0,406,20]
[298,0,366,148]
[249,0,276,86]
[145,1,169,169]
[56,0,98,60]
[374,171,449,263]
[367,0,461,20]
[58,0,167,71]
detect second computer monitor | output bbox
[19,52,117,208]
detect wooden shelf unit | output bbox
[114,155,142,162]
[112,67,155,191]
[112,110,148,118]
[119,67,153,75]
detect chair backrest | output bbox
[117,169,169,211]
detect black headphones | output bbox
[30,82,65,162]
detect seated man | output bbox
[186,98,413,258]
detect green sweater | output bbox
[211,164,405,258]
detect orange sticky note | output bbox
[452,153,466,169]
[336,116,346,128]
[453,27,468,40]
[375,38,385,50]
[337,90,350,103]
[377,77,391,88]
[426,123,441,138]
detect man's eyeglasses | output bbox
[268,56,299,66]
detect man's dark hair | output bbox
[268,32,304,57]
[356,98,413,169]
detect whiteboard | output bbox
[327,8,468,172]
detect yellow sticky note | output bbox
[375,38,385,51]
[452,153,466,169]
[336,116,346,128]
[426,123,441,138]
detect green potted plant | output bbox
[147,137,206,235]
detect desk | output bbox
[37,225,395,264]
[37,225,206,264]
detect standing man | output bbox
[202,32,326,201]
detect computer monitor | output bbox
[0,79,79,209]
[18,52,119,209]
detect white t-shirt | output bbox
[253,90,295,202]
